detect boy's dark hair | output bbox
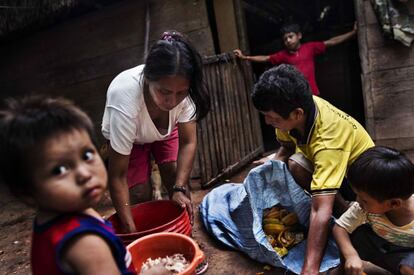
[0,96,95,197]
[280,23,301,36]
[348,146,414,201]
[251,64,313,118]
[144,30,210,121]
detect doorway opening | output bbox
[241,0,364,152]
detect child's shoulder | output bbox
[34,209,108,235]
[32,211,128,275]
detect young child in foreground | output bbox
[0,96,170,275]
[332,146,414,275]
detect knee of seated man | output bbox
[288,159,310,176]
[287,158,299,171]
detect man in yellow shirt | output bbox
[251,64,374,274]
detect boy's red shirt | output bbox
[269,41,326,96]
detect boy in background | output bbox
[0,96,169,275]
[234,22,357,96]
[333,146,414,275]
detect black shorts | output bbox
[350,224,414,274]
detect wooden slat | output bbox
[231,59,247,156]
[222,60,238,163]
[207,64,221,171]
[371,88,414,140]
[237,59,254,154]
[212,63,227,167]
[0,0,146,79]
[203,147,263,188]
[0,0,214,90]
[355,0,414,152]
[0,0,212,79]
[242,61,262,147]
[218,63,232,167]
[361,0,379,26]
[360,73,376,138]
[374,137,414,152]
[371,66,414,94]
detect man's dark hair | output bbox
[251,64,313,118]
[280,23,301,36]
[0,95,95,197]
[348,146,414,201]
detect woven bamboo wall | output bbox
[197,53,263,187]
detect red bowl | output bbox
[107,200,192,245]
[127,232,204,275]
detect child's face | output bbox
[148,75,190,112]
[261,110,300,132]
[355,190,391,214]
[283,32,302,51]
[30,129,108,213]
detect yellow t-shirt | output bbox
[276,96,374,196]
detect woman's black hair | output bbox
[0,95,96,197]
[348,146,414,201]
[143,30,210,121]
[251,64,313,118]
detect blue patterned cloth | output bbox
[200,160,340,274]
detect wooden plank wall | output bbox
[213,0,239,52]
[355,0,414,151]
[0,0,214,146]
[198,53,263,187]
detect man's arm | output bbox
[324,22,357,48]
[301,194,335,275]
[274,142,295,163]
[253,143,295,165]
[108,146,136,233]
[233,49,270,63]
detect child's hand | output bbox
[344,255,364,275]
[233,49,245,59]
[141,263,172,275]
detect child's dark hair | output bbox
[143,30,210,121]
[280,23,301,36]
[251,64,313,118]
[348,146,414,201]
[0,95,95,197]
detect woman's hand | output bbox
[344,255,364,275]
[172,191,193,224]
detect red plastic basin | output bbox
[107,200,192,245]
[127,232,204,275]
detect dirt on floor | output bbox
[0,162,290,275]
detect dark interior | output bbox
[242,0,365,151]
